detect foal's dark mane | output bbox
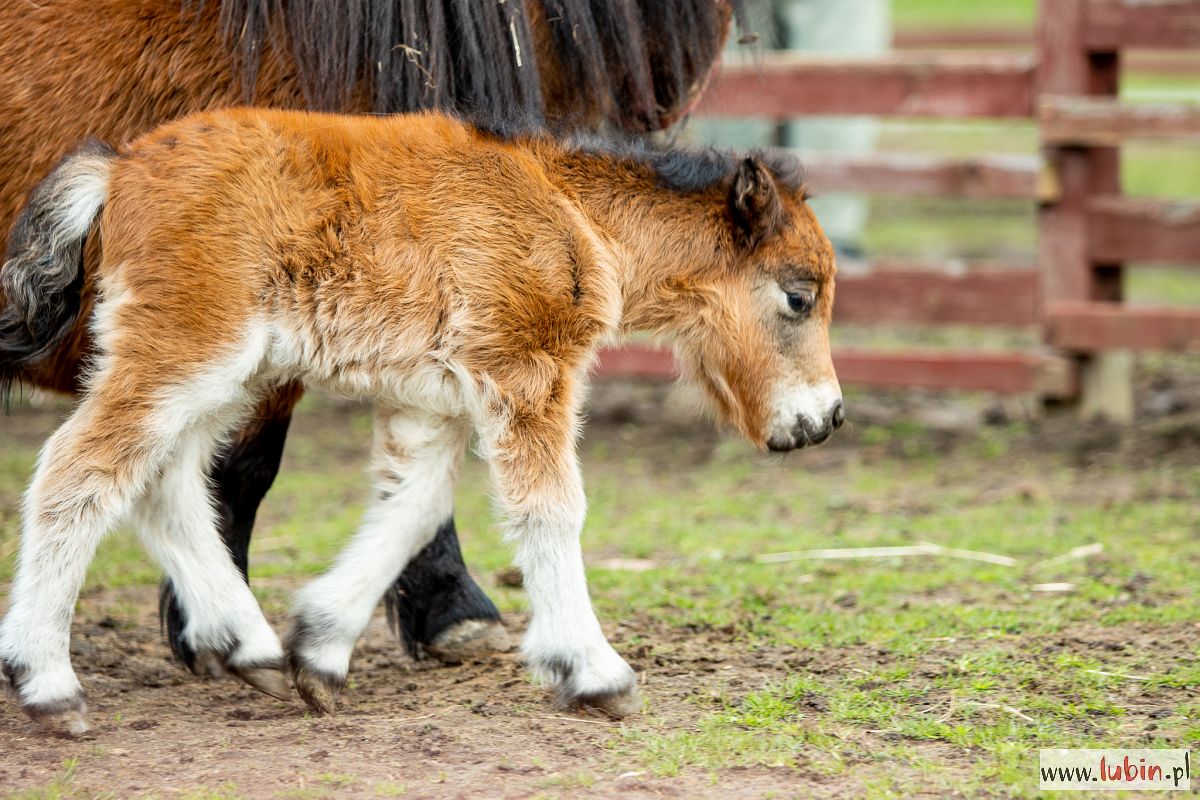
[627,142,806,195]
[205,0,755,131]
[471,114,805,196]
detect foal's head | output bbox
[665,154,843,451]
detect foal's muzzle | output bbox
[767,399,845,452]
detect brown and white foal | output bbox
[0,109,842,734]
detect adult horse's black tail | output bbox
[0,139,115,405]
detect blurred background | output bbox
[671,0,1200,424]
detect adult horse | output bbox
[0,0,754,672]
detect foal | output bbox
[0,109,842,734]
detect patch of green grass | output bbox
[539,771,598,789]
[2,760,117,800]
[892,0,1035,30]
[1124,143,1200,201]
[274,788,333,800]
[313,773,358,789]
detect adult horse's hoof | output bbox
[425,618,513,663]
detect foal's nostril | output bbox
[831,401,846,430]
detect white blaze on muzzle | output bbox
[768,379,843,449]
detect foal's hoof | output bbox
[231,661,291,702]
[426,618,513,663]
[286,654,342,715]
[559,682,642,719]
[24,696,92,737]
[2,660,91,736]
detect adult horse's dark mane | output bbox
[206,0,754,131]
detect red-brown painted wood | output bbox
[1085,0,1200,50]
[894,28,1200,74]
[592,344,1076,397]
[1040,96,1200,145]
[591,344,678,380]
[797,150,1041,199]
[832,348,1076,396]
[1046,301,1200,350]
[894,27,1032,49]
[1036,0,1123,306]
[1086,196,1200,265]
[834,267,1040,327]
[697,52,1036,119]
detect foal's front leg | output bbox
[488,412,640,716]
[285,408,470,713]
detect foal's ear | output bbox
[728,157,783,250]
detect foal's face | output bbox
[675,158,843,451]
[745,197,842,451]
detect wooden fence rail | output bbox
[696,52,1037,119]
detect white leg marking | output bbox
[132,425,282,668]
[0,399,164,709]
[487,435,637,713]
[0,321,272,717]
[289,408,469,682]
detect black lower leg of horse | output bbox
[384,519,509,661]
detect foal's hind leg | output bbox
[160,383,300,673]
[134,423,288,700]
[285,407,469,713]
[0,389,185,734]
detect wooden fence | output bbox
[593,0,1200,419]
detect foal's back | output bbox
[97,110,607,397]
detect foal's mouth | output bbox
[765,402,846,452]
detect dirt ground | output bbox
[10,595,1191,799]
[1,369,1198,799]
[2,593,852,799]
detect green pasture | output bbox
[892,0,1036,30]
[2,395,1197,798]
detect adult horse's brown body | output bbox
[0,0,749,669]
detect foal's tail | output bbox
[0,139,115,401]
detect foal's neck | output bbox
[543,147,730,334]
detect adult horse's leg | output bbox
[160,385,508,671]
[383,519,511,661]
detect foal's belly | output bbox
[264,315,475,418]
[302,359,472,418]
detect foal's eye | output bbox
[786,290,815,316]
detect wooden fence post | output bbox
[1035,0,1132,420]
